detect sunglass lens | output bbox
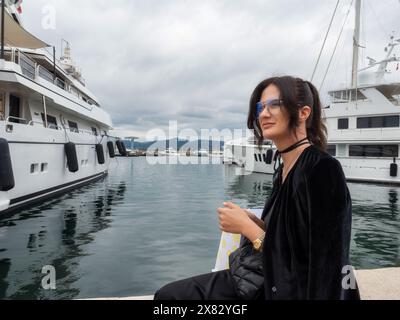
[256,103,263,118]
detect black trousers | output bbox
[154,269,265,300]
[154,270,239,300]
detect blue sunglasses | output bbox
[255,99,283,118]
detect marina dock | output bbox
[87,267,400,300]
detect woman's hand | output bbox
[217,202,252,235]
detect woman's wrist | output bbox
[242,219,265,242]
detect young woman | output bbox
[154,76,360,300]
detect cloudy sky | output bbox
[20,0,400,140]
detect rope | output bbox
[311,0,340,82]
[320,0,354,92]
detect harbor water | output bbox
[0,157,399,300]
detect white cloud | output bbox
[21,0,400,139]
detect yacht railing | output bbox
[4,117,99,136]
[4,116,100,136]
[18,51,36,80]
[5,116,31,125]
[55,77,66,90]
[69,128,99,136]
[38,65,54,83]
[1,48,98,109]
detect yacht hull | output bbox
[224,143,400,185]
[0,122,112,214]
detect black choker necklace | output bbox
[277,138,310,155]
[273,138,311,172]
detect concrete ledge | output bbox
[85,268,400,300]
[355,268,400,300]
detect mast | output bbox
[1,0,5,59]
[351,0,362,88]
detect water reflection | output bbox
[349,184,400,269]
[0,180,126,299]
[224,166,274,209]
[389,189,398,215]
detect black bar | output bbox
[1,0,5,59]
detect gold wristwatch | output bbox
[252,232,266,252]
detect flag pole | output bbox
[1,0,5,60]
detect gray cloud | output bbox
[22,0,400,139]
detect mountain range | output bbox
[122,138,225,151]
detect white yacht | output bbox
[159,148,178,156]
[194,149,209,157]
[224,0,400,185]
[0,4,120,214]
[223,138,276,174]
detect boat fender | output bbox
[265,149,274,165]
[0,138,15,191]
[390,159,398,178]
[116,140,127,156]
[96,144,105,165]
[65,142,79,173]
[107,141,116,158]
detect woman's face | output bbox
[258,84,290,142]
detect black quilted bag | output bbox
[228,237,264,300]
[228,197,277,300]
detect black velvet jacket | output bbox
[261,145,360,300]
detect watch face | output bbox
[254,240,262,250]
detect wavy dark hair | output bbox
[247,76,327,152]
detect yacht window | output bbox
[9,95,21,123]
[338,118,349,130]
[41,163,48,172]
[357,117,369,129]
[349,145,399,158]
[38,66,54,83]
[254,154,258,162]
[357,116,400,129]
[55,78,66,90]
[68,121,79,133]
[41,113,58,130]
[370,117,383,128]
[327,145,337,157]
[30,163,39,174]
[265,150,274,164]
[70,86,80,98]
[91,127,98,136]
[338,144,347,157]
[385,116,400,127]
